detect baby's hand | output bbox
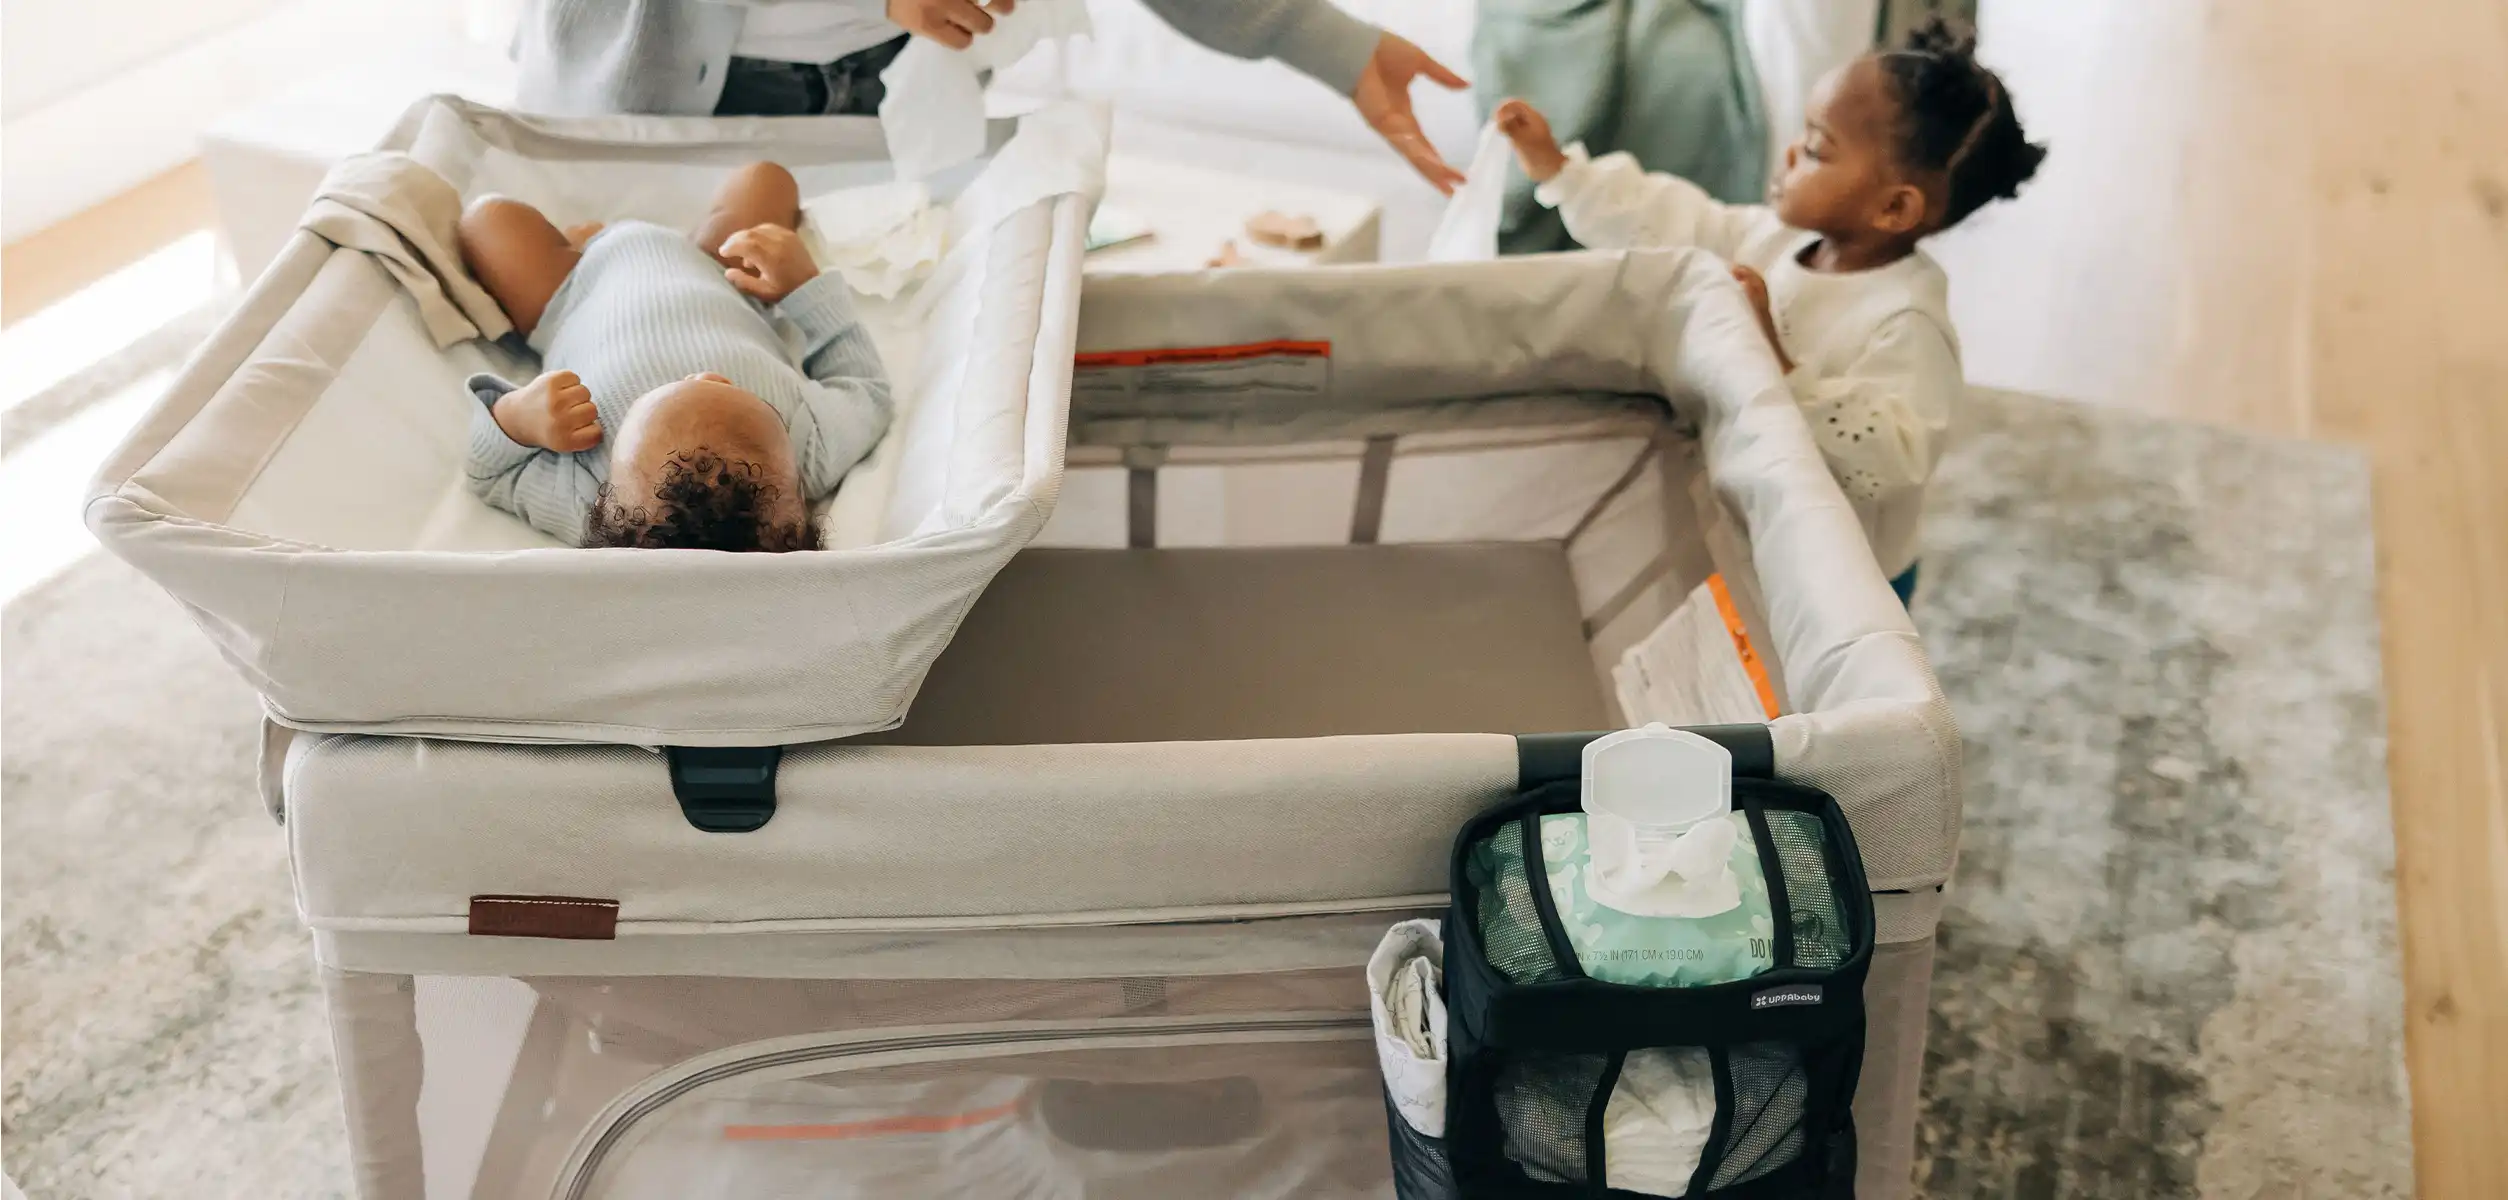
[1729,265,1794,373]
[720,224,820,304]
[491,369,602,453]
[1494,98,1567,183]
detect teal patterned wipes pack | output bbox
[1536,813,1777,988]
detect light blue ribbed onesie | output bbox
[464,220,890,545]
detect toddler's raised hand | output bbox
[720,224,821,304]
[492,369,602,453]
[1494,98,1567,183]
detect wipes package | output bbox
[880,1,1094,181]
[1536,813,1777,989]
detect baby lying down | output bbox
[458,161,890,550]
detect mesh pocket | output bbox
[1705,1042,1811,1190]
[1468,820,1570,983]
[1383,1090,1456,1200]
[1493,1052,1612,1183]
[1764,809,1849,970]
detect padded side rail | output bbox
[1514,725,1774,789]
[666,746,783,832]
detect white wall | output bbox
[0,0,471,241]
[2,0,284,119]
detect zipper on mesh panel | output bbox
[556,1013,1369,1199]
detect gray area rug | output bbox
[2,556,345,1196]
[1912,391,2411,1197]
[0,390,2409,1197]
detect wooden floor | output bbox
[2,3,2501,1192]
[1934,3,2508,1197]
[1,161,215,327]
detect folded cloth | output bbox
[1368,919,1449,1138]
[798,179,946,300]
[300,153,514,348]
[1425,119,1513,262]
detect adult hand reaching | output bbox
[887,0,1015,50]
[1352,33,1468,195]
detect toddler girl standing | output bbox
[1497,19,2043,602]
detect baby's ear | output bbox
[1875,182,1931,236]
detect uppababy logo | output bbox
[1750,985,1824,1010]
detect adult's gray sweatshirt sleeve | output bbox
[1134,0,1382,95]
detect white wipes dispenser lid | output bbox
[1580,724,1743,917]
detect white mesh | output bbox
[328,966,1383,1200]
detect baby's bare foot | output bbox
[492,370,602,453]
[564,222,606,251]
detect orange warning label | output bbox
[1074,339,1332,400]
[1074,339,1330,369]
[1706,573,1782,719]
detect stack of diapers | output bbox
[1373,919,1733,1200]
[1373,726,1878,1199]
[1372,921,1454,1199]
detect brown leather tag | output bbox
[468,895,619,940]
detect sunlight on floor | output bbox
[0,371,172,606]
[0,228,217,606]
[0,230,217,415]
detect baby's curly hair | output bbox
[582,451,820,552]
[1876,18,2047,229]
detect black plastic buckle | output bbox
[665,746,783,832]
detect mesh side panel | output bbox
[1383,1089,1456,1200]
[1494,1053,1610,1184]
[1469,822,1571,983]
[1706,1042,1810,1190]
[523,969,1369,1065]
[1764,809,1850,969]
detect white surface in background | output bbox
[1,0,472,240]
[1,0,283,118]
[0,232,217,416]
[202,38,520,282]
[0,372,168,606]
[1924,1,2206,406]
[1085,156,1382,273]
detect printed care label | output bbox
[1073,340,1332,402]
[1613,574,1783,725]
